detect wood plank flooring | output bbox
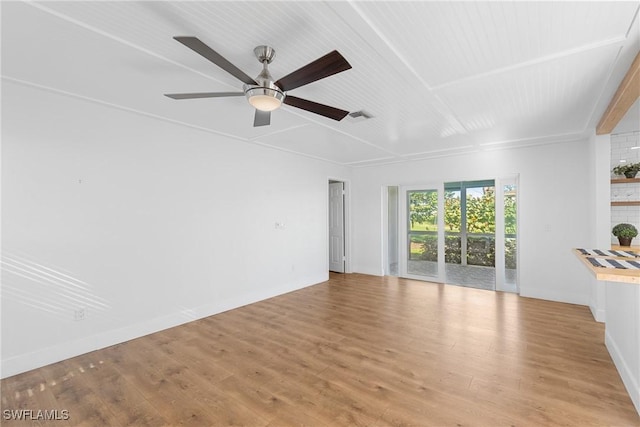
[2,273,639,426]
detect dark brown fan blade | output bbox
[283,96,349,121]
[165,92,244,100]
[275,51,351,91]
[174,36,257,85]
[254,110,271,127]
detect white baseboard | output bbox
[353,267,384,276]
[519,286,588,306]
[1,276,324,379]
[605,329,640,416]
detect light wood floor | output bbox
[2,273,639,426]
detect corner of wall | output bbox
[589,290,606,322]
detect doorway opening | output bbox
[329,180,346,273]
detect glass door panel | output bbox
[406,189,439,279]
[466,182,496,269]
[444,180,496,290]
[444,185,462,265]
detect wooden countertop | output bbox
[611,244,640,251]
[573,248,640,285]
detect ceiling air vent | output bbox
[348,110,374,122]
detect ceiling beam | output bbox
[596,51,640,135]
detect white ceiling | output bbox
[2,1,639,166]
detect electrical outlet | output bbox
[74,308,86,321]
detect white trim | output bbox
[495,180,506,291]
[382,187,389,275]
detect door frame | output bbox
[328,178,351,273]
[495,175,520,293]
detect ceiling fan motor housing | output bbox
[253,45,276,64]
[244,45,285,111]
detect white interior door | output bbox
[329,182,345,273]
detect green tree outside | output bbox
[409,186,517,268]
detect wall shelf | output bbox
[611,178,640,205]
[611,178,640,184]
[611,201,640,206]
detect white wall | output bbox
[605,282,640,415]
[1,80,351,378]
[352,140,593,305]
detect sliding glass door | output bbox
[398,177,518,293]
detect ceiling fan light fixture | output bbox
[245,87,285,112]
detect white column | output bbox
[588,132,611,322]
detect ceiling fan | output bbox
[165,37,352,127]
